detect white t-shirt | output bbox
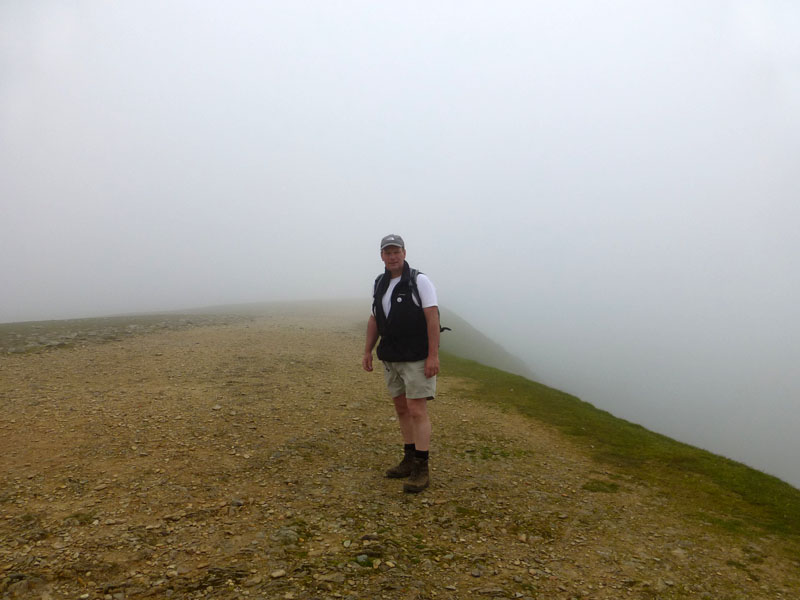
[379,273,438,317]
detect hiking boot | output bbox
[385,452,415,479]
[403,458,430,493]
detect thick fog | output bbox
[2,2,799,486]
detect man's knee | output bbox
[406,397,428,420]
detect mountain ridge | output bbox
[1,303,798,598]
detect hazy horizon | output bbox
[3,2,799,486]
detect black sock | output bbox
[404,443,416,455]
[415,449,429,461]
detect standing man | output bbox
[362,234,440,493]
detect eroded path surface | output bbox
[1,311,797,599]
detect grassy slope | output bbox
[438,308,536,379]
[441,351,800,546]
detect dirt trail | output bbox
[1,312,797,599]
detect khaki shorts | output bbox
[383,360,436,400]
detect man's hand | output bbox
[362,352,374,372]
[424,354,439,378]
[423,306,440,378]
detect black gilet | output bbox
[372,261,429,362]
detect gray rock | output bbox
[474,587,507,597]
[271,527,300,545]
[355,554,371,567]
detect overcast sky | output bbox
[2,1,799,486]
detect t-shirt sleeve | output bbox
[415,274,438,308]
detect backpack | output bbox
[373,269,451,334]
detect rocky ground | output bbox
[1,308,798,599]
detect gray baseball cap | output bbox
[380,234,405,249]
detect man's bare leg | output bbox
[392,394,415,444]
[405,397,431,451]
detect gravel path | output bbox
[1,310,797,599]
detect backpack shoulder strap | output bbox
[373,272,386,297]
[372,272,387,317]
[409,269,422,307]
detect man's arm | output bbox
[423,306,440,378]
[362,314,379,372]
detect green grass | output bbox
[582,479,620,493]
[441,351,800,540]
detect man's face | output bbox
[381,245,406,274]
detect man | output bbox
[362,234,440,493]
